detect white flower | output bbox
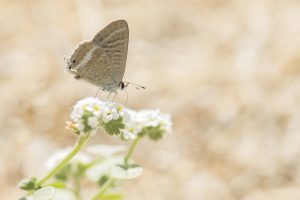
[136,109,160,126]
[122,129,137,140]
[102,112,113,123]
[69,97,104,135]
[111,109,119,120]
[88,116,98,128]
[135,109,172,134]
[121,119,142,140]
[70,97,102,123]
[157,113,172,134]
[45,147,91,169]
[101,103,120,123]
[76,123,85,132]
[120,109,131,123]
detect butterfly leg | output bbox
[107,91,113,100]
[95,88,101,98]
[112,91,119,102]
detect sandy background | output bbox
[1,0,300,199]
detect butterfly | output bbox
[65,20,144,93]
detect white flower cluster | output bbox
[67,97,128,136]
[67,97,172,140]
[121,109,172,140]
[137,109,172,133]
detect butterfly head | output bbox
[65,56,77,74]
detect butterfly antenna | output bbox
[112,91,119,102]
[124,81,146,90]
[107,91,113,101]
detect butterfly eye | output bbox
[72,59,76,63]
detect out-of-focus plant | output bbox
[18,97,172,200]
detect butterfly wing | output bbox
[76,44,114,88]
[92,20,129,86]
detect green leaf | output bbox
[140,126,164,141]
[54,164,71,181]
[82,110,94,133]
[47,181,66,189]
[116,164,139,170]
[18,177,38,190]
[100,193,123,200]
[103,118,124,136]
[111,165,143,179]
[97,174,109,186]
[19,197,29,200]
[73,162,87,177]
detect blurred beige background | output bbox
[1,0,300,199]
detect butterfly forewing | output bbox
[76,45,113,86]
[92,20,129,87]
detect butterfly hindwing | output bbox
[92,20,129,86]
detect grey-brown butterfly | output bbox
[65,20,144,93]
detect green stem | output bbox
[90,178,115,200]
[74,174,82,200]
[37,134,90,186]
[124,136,140,166]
